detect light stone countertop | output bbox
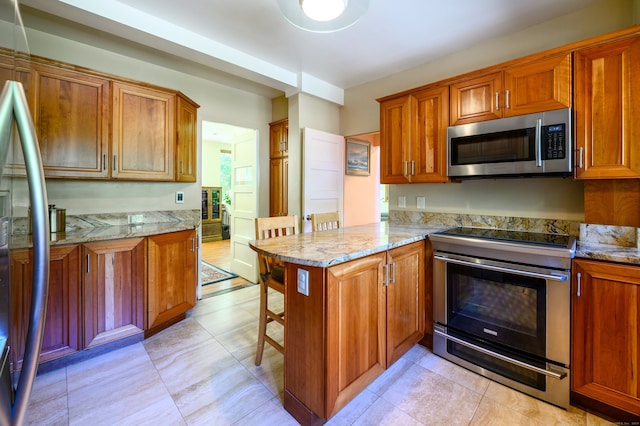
[249,222,444,267]
[576,242,640,266]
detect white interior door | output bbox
[230,130,259,283]
[302,128,344,232]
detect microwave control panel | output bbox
[542,124,566,159]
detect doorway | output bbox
[201,121,257,297]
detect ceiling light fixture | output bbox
[277,0,369,33]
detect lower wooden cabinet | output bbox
[83,238,146,348]
[10,245,81,369]
[572,259,640,421]
[284,241,425,423]
[147,230,197,333]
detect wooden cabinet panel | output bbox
[412,86,449,183]
[32,64,110,178]
[269,118,288,159]
[451,54,571,125]
[147,230,197,332]
[380,95,412,183]
[386,241,425,366]
[10,246,81,370]
[269,157,288,216]
[326,252,387,417]
[175,94,198,182]
[82,238,146,348]
[269,119,288,216]
[572,259,640,419]
[503,53,571,117]
[574,35,640,179]
[450,72,502,125]
[112,82,175,180]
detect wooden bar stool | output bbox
[310,211,341,232]
[254,215,299,365]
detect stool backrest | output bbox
[311,211,340,232]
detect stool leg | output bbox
[255,278,268,366]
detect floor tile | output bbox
[351,397,423,426]
[25,367,68,426]
[234,396,298,426]
[416,351,491,395]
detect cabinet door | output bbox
[450,72,502,125]
[147,230,197,332]
[326,252,387,417]
[574,36,640,179]
[269,119,288,159]
[0,55,31,175]
[572,259,640,418]
[83,238,146,348]
[32,64,110,178]
[112,82,175,180]
[386,241,425,366]
[411,86,449,183]
[380,95,412,183]
[175,94,198,182]
[269,157,288,216]
[10,246,81,370]
[503,53,571,117]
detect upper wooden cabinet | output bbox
[574,35,640,179]
[32,64,110,178]
[572,259,640,421]
[269,119,288,216]
[269,118,288,159]
[379,85,449,184]
[450,53,572,125]
[112,81,175,181]
[175,94,199,182]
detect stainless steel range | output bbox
[429,227,576,409]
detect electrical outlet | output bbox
[175,191,184,204]
[128,214,144,224]
[417,196,426,209]
[398,195,406,208]
[297,268,309,296]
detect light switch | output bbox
[398,196,406,208]
[175,191,184,204]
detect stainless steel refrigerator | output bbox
[0,1,51,425]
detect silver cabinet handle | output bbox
[576,272,581,297]
[495,92,499,111]
[434,255,568,281]
[103,154,106,171]
[390,262,396,283]
[403,161,408,176]
[411,161,415,176]
[113,155,116,171]
[577,147,584,169]
[505,89,510,109]
[86,254,90,273]
[382,263,389,286]
[434,328,567,380]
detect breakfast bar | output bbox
[249,222,440,425]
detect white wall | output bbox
[201,140,230,187]
[13,23,273,216]
[341,0,637,221]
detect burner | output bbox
[437,227,572,248]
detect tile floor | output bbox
[25,284,615,425]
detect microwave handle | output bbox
[535,118,543,167]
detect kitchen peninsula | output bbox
[249,222,440,425]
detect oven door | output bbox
[433,251,570,365]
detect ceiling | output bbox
[19,0,602,105]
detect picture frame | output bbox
[345,139,370,176]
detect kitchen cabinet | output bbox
[82,238,146,348]
[269,119,289,216]
[574,35,640,179]
[147,230,197,335]
[112,81,175,181]
[571,259,640,421]
[175,94,199,182]
[10,245,81,370]
[450,53,571,125]
[379,85,449,184]
[284,241,425,423]
[201,186,222,242]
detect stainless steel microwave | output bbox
[447,108,572,179]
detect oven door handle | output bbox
[434,328,567,380]
[434,255,568,281]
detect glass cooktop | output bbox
[436,227,573,248]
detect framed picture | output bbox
[345,139,370,176]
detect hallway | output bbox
[201,239,254,298]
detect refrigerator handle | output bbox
[3,81,50,426]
